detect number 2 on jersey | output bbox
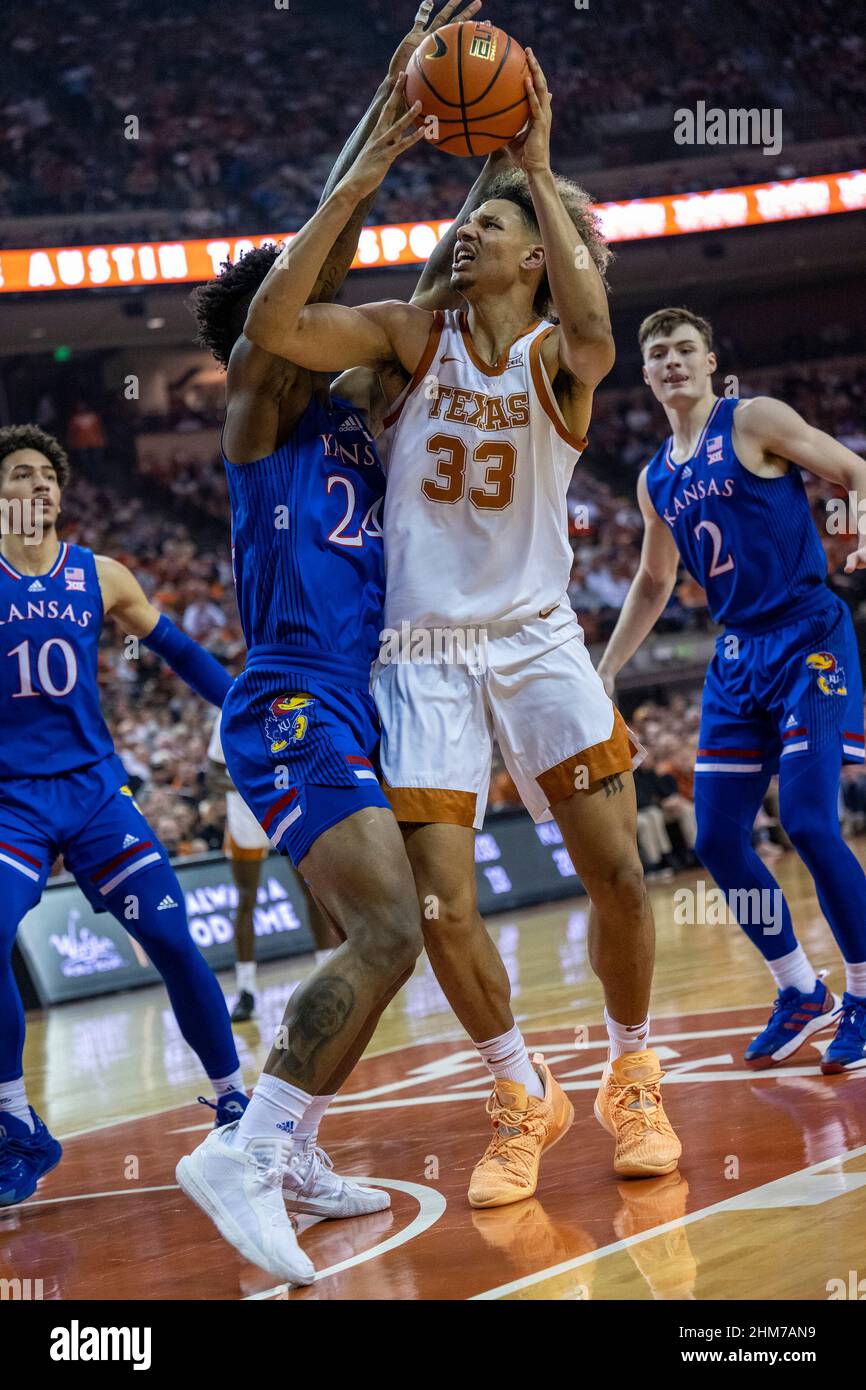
[694,518,734,578]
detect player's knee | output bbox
[779,800,834,856]
[584,852,646,918]
[354,886,423,976]
[694,819,732,873]
[419,882,479,948]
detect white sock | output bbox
[236,961,256,994]
[294,1092,335,1146]
[605,1009,650,1062]
[211,1068,245,1099]
[845,960,866,998]
[768,945,816,996]
[475,1024,544,1100]
[232,1072,313,1148]
[0,1076,34,1131]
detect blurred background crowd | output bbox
[1,0,864,247]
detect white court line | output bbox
[52,1010,777,1143]
[470,1141,866,1300]
[18,1184,179,1208]
[244,1177,447,1300]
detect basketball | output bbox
[405,21,530,157]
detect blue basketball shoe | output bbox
[0,1109,63,1206]
[821,994,866,1074]
[744,977,840,1069]
[198,1090,249,1128]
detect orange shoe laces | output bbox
[609,1076,672,1138]
[477,1094,549,1181]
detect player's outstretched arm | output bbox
[96,556,232,708]
[244,76,428,372]
[510,51,615,396]
[596,469,681,696]
[308,1,478,309]
[735,396,866,571]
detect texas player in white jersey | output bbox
[242,54,682,1199]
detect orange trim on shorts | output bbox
[384,785,476,828]
[224,832,270,863]
[529,328,588,454]
[536,708,636,806]
[382,310,445,429]
[457,310,542,377]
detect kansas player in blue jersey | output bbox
[176,2,484,1286]
[599,306,866,1074]
[0,424,251,1209]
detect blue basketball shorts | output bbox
[696,594,865,778]
[221,666,390,868]
[0,753,174,917]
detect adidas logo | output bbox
[122,834,139,849]
[339,415,360,433]
[157,895,178,910]
[682,465,693,479]
[276,1119,295,1134]
[786,714,798,727]
[28,579,46,592]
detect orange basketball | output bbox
[405,21,530,158]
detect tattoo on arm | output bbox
[308,193,377,306]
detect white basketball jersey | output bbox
[378,309,585,628]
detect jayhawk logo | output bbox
[265,693,314,753]
[806,651,848,697]
[119,784,143,812]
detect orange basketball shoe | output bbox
[468,1056,574,1209]
[594,1049,681,1178]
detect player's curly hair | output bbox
[189,243,283,368]
[0,424,70,488]
[484,169,613,319]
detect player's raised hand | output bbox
[388,0,483,80]
[506,48,553,174]
[343,73,425,199]
[844,542,866,573]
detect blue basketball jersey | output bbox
[0,541,116,778]
[225,393,385,681]
[644,397,829,631]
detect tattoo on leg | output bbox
[600,773,624,798]
[275,975,355,1085]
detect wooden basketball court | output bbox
[6,847,866,1301]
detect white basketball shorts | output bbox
[372,599,642,829]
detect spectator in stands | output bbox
[66,401,106,472]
